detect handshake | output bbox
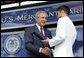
[41,37,52,56]
[41,47,52,56]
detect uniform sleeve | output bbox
[49,18,67,47]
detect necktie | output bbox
[40,27,43,35]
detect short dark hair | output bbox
[56,5,70,16]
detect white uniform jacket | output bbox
[49,16,77,57]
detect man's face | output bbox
[36,13,47,27]
[57,11,62,19]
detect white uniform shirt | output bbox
[49,16,77,57]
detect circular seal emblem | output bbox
[4,35,21,55]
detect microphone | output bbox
[33,31,47,40]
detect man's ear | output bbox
[35,16,38,21]
[61,10,64,14]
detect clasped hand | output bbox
[41,37,52,55]
[41,37,49,46]
[41,47,52,56]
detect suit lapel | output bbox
[34,25,40,33]
[44,28,48,37]
[44,28,52,39]
[34,25,43,39]
[34,25,41,35]
[33,25,47,40]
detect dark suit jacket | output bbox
[24,25,52,57]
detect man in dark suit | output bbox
[24,11,52,57]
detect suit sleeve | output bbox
[24,28,41,55]
[49,18,67,47]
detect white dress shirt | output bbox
[49,16,77,57]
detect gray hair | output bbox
[35,11,48,18]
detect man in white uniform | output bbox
[42,5,77,57]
